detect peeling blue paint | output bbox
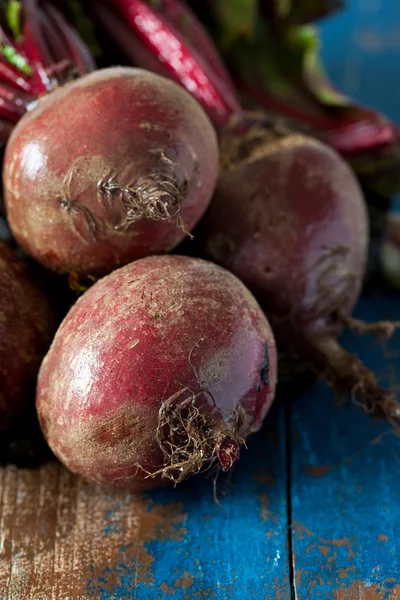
[87,405,290,600]
[291,296,400,598]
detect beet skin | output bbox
[4,67,219,276]
[37,255,277,491]
[200,131,399,421]
[0,242,56,430]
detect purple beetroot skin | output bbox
[37,255,277,491]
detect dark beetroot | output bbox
[36,255,277,491]
[200,130,400,422]
[0,242,56,430]
[3,67,219,276]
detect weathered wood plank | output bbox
[0,404,290,600]
[289,295,400,599]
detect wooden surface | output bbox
[0,400,290,599]
[290,297,400,600]
[0,295,400,599]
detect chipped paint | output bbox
[174,571,194,589]
[159,582,176,595]
[259,493,270,522]
[253,469,276,486]
[292,521,315,539]
[333,581,400,600]
[304,465,333,477]
[378,534,389,543]
[318,545,331,556]
[290,296,400,599]
[319,537,357,559]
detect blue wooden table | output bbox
[1,1,400,598]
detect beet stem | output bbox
[156,0,238,94]
[43,3,96,74]
[0,58,32,92]
[88,0,242,127]
[17,0,53,94]
[38,6,67,64]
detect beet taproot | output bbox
[3,67,219,276]
[199,129,400,422]
[0,242,56,430]
[37,255,277,491]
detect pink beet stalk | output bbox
[43,3,95,75]
[241,79,398,157]
[155,0,236,92]
[0,61,32,92]
[14,0,55,94]
[322,120,397,155]
[87,0,242,127]
[0,0,95,143]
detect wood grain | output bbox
[0,405,290,600]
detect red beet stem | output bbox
[238,79,335,128]
[0,60,32,93]
[88,0,242,127]
[39,6,69,64]
[157,0,237,93]
[0,94,27,121]
[240,80,398,154]
[0,83,32,116]
[86,1,167,74]
[16,0,53,94]
[0,1,96,143]
[91,0,393,156]
[43,3,95,74]
[323,120,397,155]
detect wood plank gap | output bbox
[285,399,296,600]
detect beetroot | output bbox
[36,255,277,491]
[199,128,400,421]
[3,67,219,276]
[0,242,56,430]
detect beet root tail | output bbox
[136,390,244,485]
[307,335,400,426]
[339,313,400,340]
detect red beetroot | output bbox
[200,129,400,421]
[36,255,277,491]
[3,67,219,276]
[0,242,56,430]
